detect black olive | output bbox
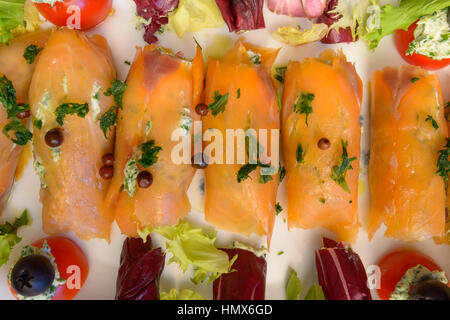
[137,171,153,188]
[11,254,55,297]
[410,280,450,300]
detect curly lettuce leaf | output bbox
[168,0,224,38]
[0,0,26,43]
[0,210,29,267]
[272,24,328,46]
[363,0,450,49]
[160,288,206,300]
[143,221,236,284]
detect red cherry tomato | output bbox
[395,21,450,70]
[34,0,112,30]
[9,236,89,300]
[377,249,443,300]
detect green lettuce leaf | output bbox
[304,284,325,300]
[160,288,206,300]
[362,0,450,49]
[0,0,26,44]
[143,221,236,284]
[286,269,302,300]
[0,210,29,267]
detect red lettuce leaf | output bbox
[318,0,355,43]
[115,235,165,300]
[213,248,267,300]
[134,0,179,44]
[315,238,372,300]
[215,0,265,32]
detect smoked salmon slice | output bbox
[29,29,116,240]
[202,40,280,243]
[0,31,49,212]
[368,66,447,242]
[281,50,362,243]
[106,45,203,237]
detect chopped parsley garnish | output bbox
[23,45,43,64]
[208,91,229,116]
[259,174,273,184]
[278,251,284,255]
[237,88,241,99]
[293,91,315,126]
[278,165,286,183]
[276,90,282,111]
[445,102,450,109]
[249,52,261,65]
[436,138,450,185]
[99,106,118,139]
[296,142,305,164]
[3,117,32,146]
[138,140,162,168]
[55,103,89,126]
[319,198,326,204]
[330,140,357,193]
[236,163,270,183]
[124,60,131,66]
[0,76,29,119]
[33,119,43,130]
[104,79,127,110]
[411,77,419,83]
[425,115,439,130]
[274,65,287,83]
[275,202,283,215]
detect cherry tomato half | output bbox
[9,236,89,300]
[395,21,450,70]
[34,0,112,30]
[377,249,443,300]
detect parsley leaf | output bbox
[411,77,419,83]
[296,142,305,164]
[236,163,271,183]
[425,115,439,130]
[99,106,117,139]
[23,45,43,64]
[436,138,450,185]
[275,202,283,215]
[237,88,241,99]
[276,90,282,111]
[259,174,273,184]
[33,119,43,130]
[0,76,29,119]
[3,117,32,145]
[138,140,162,168]
[237,163,258,183]
[55,102,89,126]
[104,79,127,109]
[279,165,286,183]
[330,140,357,193]
[293,91,314,126]
[208,91,229,116]
[274,65,287,83]
[0,210,29,267]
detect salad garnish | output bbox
[54,102,89,126]
[330,140,357,193]
[0,210,29,267]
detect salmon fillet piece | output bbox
[369,66,447,242]
[106,45,204,237]
[29,29,116,240]
[281,50,362,243]
[203,39,280,244]
[0,31,49,212]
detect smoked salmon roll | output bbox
[106,45,204,237]
[368,66,447,242]
[202,40,280,243]
[0,31,49,212]
[281,50,362,242]
[29,29,116,240]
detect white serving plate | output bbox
[0,0,449,300]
